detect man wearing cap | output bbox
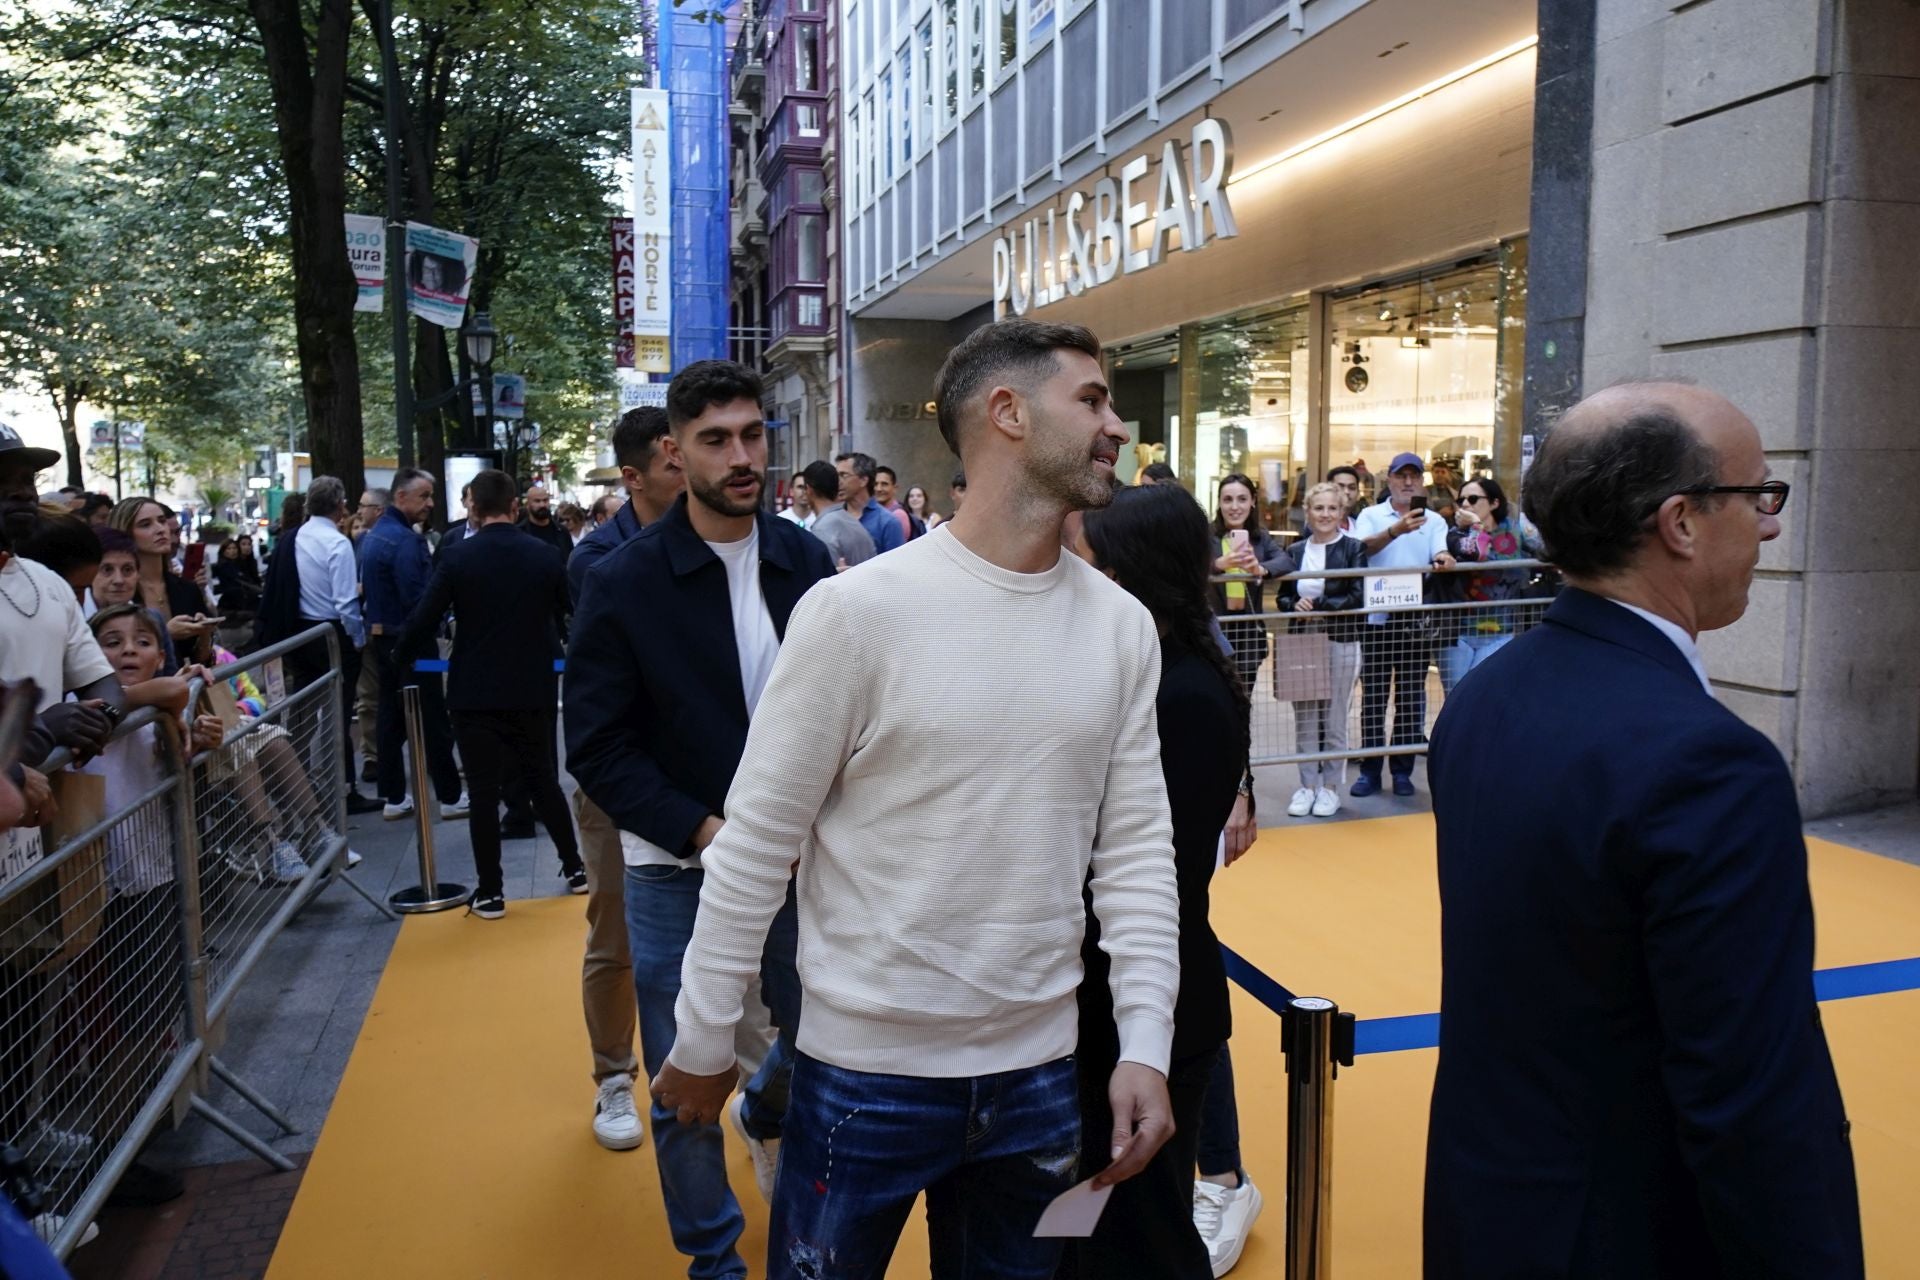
[1352,453,1454,797]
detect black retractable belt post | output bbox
[1281,996,1357,1280]
[388,683,471,913]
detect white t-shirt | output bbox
[1296,537,1330,601]
[81,724,174,895]
[619,523,782,870]
[0,554,114,712]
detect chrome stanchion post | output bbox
[1282,996,1356,1280]
[388,682,470,913]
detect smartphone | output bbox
[1410,495,1428,512]
[183,543,207,578]
[0,678,41,778]
[1228,529,1252,555]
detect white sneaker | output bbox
[727,1091,779,1203]
[1193,1175,1263,1277]
[32,1213,99,1248]
[383,798,415,821]
[1286,787,1314,818]
[269,841,308,884]
[440,791,470,821]
[27,1120,95,1169]
[1312,786,1341,818]
[592,1075,644,1151]
[344,848,364,869]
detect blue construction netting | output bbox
[658,0,730,370]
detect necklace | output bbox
[0,558,43,619]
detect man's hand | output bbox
[651,1060,737,1127]
[39,702,113,758]
[19,767,55,828]
[1432,551,1456,570]
[1095,1061,1174,1188]
[1223,793,1257,865]
[692,815,725,851]
[1391,509,1429,537]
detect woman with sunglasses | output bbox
[1442,477,1547,692]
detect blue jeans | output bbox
[1196,1042,1243,1179]
[769,1052,1081,1280]
[1439,631,1512,694]
[626,863,801,1280]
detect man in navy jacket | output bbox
[564,361,834,1276]
[1425,383,1861,1278]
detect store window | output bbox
[1107,331,1181,486]
[1327,255,1521,506]
[1193,301,1311,528]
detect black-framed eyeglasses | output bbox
[1674,480,1790,515]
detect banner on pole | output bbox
[612,217,636,369]
[404,221,479,329]
[471,373,527,420]
[631,88,672,373]
[345,214,386,313]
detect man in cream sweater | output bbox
[654,319,1182,1277]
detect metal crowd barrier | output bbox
[1211,559,1556,774]
[0,624,390,1258]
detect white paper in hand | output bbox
[1032,1176,1115,1238]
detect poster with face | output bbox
[404,221,479,328]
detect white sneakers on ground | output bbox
[382,798,414,822]
[1288,785,1343,819]
[32,1213,99,1248]
[440,791,471,821]
[727,1091,780,1203]
[592,1075,644,1151]
[1193,1174,1263,1277]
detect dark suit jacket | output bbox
[563,497,836,857]
[567,498,642,606]
[398,523,569,712]
[1424,587,1861,1279]
[252,524,304,649]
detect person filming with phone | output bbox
[1208,473,1292,692]
[1350,453,1454,798]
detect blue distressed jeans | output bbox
[626,863,801,1280]
[769,1051,1081,1280]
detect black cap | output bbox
[0,422,61,473]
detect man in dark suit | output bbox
[399,467,582,920]
[1424,382,1861,1278]
[564,360,834,1278]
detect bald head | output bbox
[524,483,553,521]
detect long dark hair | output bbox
[1208,472,1265,540]
[1461,475,1510,526]
[1082,485,1250,759]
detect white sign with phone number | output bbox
[1364,573,1425,611]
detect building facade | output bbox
[834,0,1920,817]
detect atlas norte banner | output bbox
[629,88,671,374]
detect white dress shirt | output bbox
[1605,598,1714,698]
[294,515,365,647]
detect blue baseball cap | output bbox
[1388,452,1424,475]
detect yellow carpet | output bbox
[270,818,1920,1279]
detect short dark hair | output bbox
[80,493,114,518]
[18,511,102,578]
[612,405,672,470]
[666,360,764,431]
[468,468,517,519]
[802,459,841,500]
[932,318,1104,457]
[390,468,432,497]
[1522,407,1720,578]
[1142,462,1178,484]
[1326,465,1360,484]
[951,471,967,490]
[96,527,135,557]
[874,465,897,484]
[835,452,877,488]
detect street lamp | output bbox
[462,311,498,455]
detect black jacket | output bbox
[518,515,574,561]
[562,497,836,856]
[1276,534,1368,643]
[398,523,569,712]
[252,525,304,648]
[1425,588,1861,1279]
[1078,639,1241,1068]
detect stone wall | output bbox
[1583,0,1920,815]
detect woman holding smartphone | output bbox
[1067,483,1248,1279]
[1208,473,1292,692]
[109,497,218,667]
